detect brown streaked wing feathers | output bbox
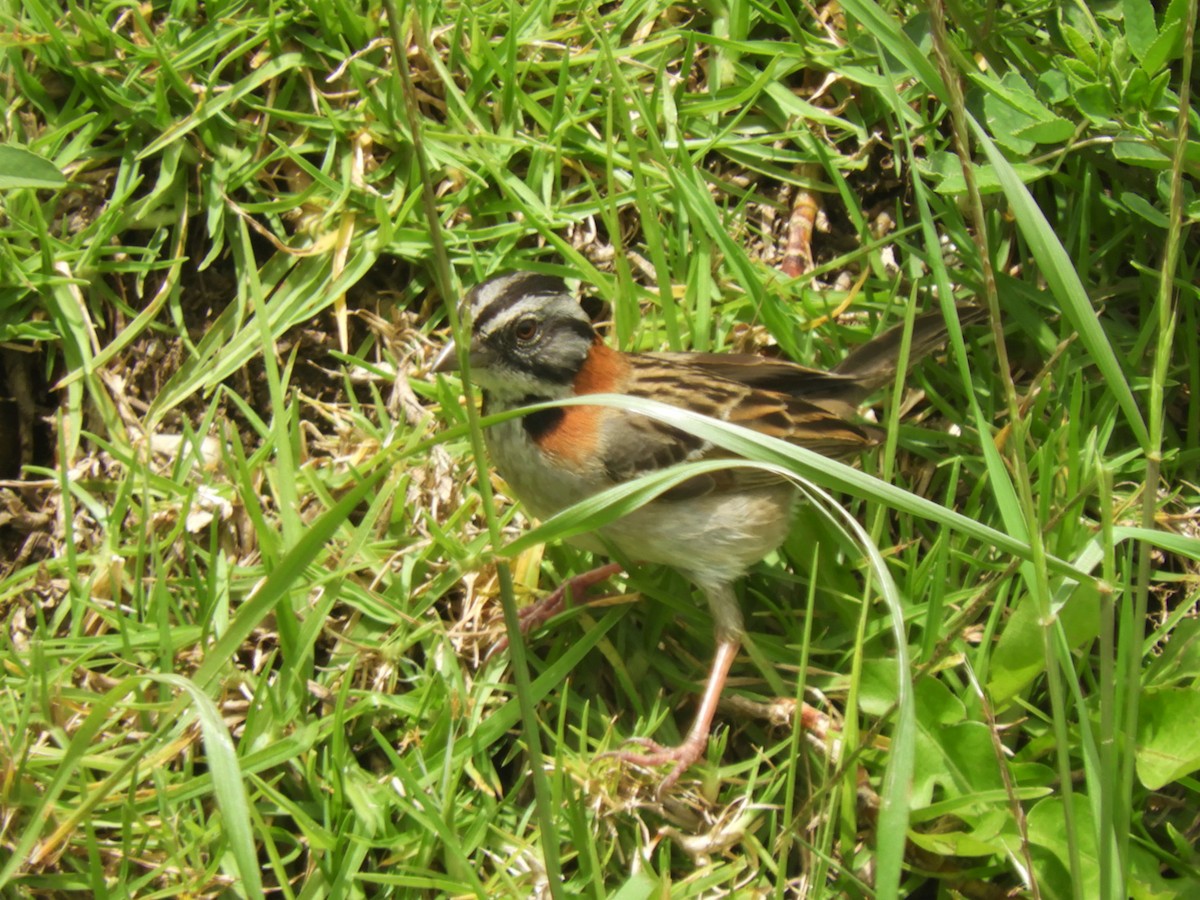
[647,304,985,408]
[590,306,980,498]
[642,351,857,398]
[598,354,876,499]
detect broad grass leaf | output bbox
[987,579,1100,705]
[1026,794,1100,900]
[1135,688,1200,790]
[912,722,1007,809]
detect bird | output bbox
[433,271,982,792]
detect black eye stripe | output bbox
[557,318,595,343]
[499,313,592,346]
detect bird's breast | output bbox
[484,413,605,521]
[483,403,797,582]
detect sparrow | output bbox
[433,271,982,791]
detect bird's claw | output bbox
[602,736,707,795]
[485,562,624,660]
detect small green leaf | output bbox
[1143,67,1173,111]
[914,677,967,727]
[1141,0,1188,71]
[1122,66,1151,106]
[610,871,658,900]
[1122,0,1158,61]
[987,579,1101,704]
[0,145,67,189]
[1120,191,1169,228]
[0,320,59,342]
[911,722,1007,808]
[1112,137,1172,168]
[1027,795,1099,900]
[1071,83,1116,122]
[978,71,1055,152]
[1037,69,1070,105]
[1012,116,1075,144]
[923,151,1046,194]
[907,818,1008,859]
[1060,24,1100,71]
[993,71,1057,119]
[1058,57,1097,85]
[980,71,1072,146]
[1145,619,1200,687]
[984,102,1035,155]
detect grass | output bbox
[2,0,1199,896]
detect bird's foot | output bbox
[488,561,624,658]
[604,735,708,796]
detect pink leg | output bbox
[490,561,624,656]
[607,636,741,794]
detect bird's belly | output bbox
[486,419,795,585]
[597,487,797,587]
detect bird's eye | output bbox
[513,317,539,342]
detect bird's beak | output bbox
[432,333,496,376]
[431,338,459,374]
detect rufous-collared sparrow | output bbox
[434,271,982,791]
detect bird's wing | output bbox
[596,355,876,498]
